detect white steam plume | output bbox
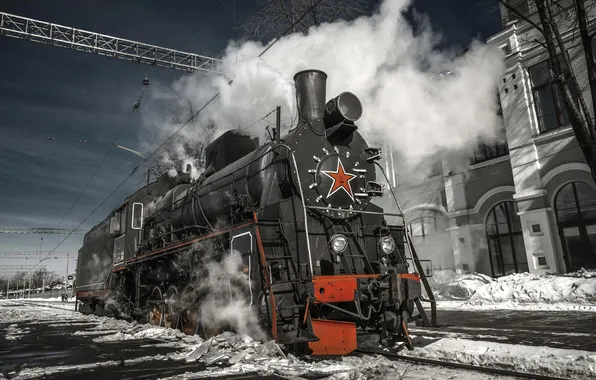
[141,0,504,172]
[194,249,267,341]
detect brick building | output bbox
[382,1,596,277]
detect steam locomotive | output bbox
[75,69,435,355]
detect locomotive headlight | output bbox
[379,236,395,254]
[330,234,348,253]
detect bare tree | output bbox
[498,0,596,179]
[9,271,26,292]
[241,0,369,39]
[29,269,61,289]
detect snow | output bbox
[0,300,518,380]
[425,270,493,300]
[15,296,76,302]
[426,269,596,312]
[4,274,596,380]
[5,323,28,341]
[466,272,596,307]
[405,336,596,380]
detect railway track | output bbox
[355,349,572,380]
[3,299,78,315]
[7,301,576,380]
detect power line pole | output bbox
[65,253,69,294]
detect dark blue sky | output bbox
[0,0,502,274]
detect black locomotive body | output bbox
[75,69,435,355]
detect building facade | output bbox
[385,1,596,277]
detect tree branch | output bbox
[497,0,545,35]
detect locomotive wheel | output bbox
[114,284,132,320]
[199,316,223,339]
[179,284,222,338]
[179,284,199,335]
[147,286,164,326]
[164,285,179,329]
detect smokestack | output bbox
[293,70,327,124]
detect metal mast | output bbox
[0,12,223,74]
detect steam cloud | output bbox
[193,248,267,341]
[141,0,505,174]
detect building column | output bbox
[516,205,561,274]
[443,171,474,273]
[447,224,476,274]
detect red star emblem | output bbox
[321,159,357,201]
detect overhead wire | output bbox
[239,108,279,132]
[51,0,226,232]
[25,0,226,274]
[117,107,288,222]
[29,0,325,273]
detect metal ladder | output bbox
[404,230,437,327]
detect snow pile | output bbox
[406,336,596,380]
[92,324,190,343]
[5,324,28,341]
[164,340,413,380]
[74,322,414,379]
[564,268,596,278]
[425,270,493,300]
[0,302,66,322]
[424,269,596,310]
[464,272,596,308]
[21,296,75,302]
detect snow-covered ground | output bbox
[403,336,596,379]
[425,268,596,312]
[2,299,596,379]
[4,268,596,379]
[1,300,504,380]
[9,296,76,302]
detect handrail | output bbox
[271,143,314,278]
[305,205,403,218]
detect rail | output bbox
[355,349,572,380]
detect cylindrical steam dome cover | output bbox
[324,92,363,126]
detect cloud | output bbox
[140,0,504,172]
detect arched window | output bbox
[485,201,528,277]
[554,181,596,271]
[408,216,447,238]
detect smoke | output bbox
[83,251,112,288]
[192,247,267,341]
[141,0,504,173]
